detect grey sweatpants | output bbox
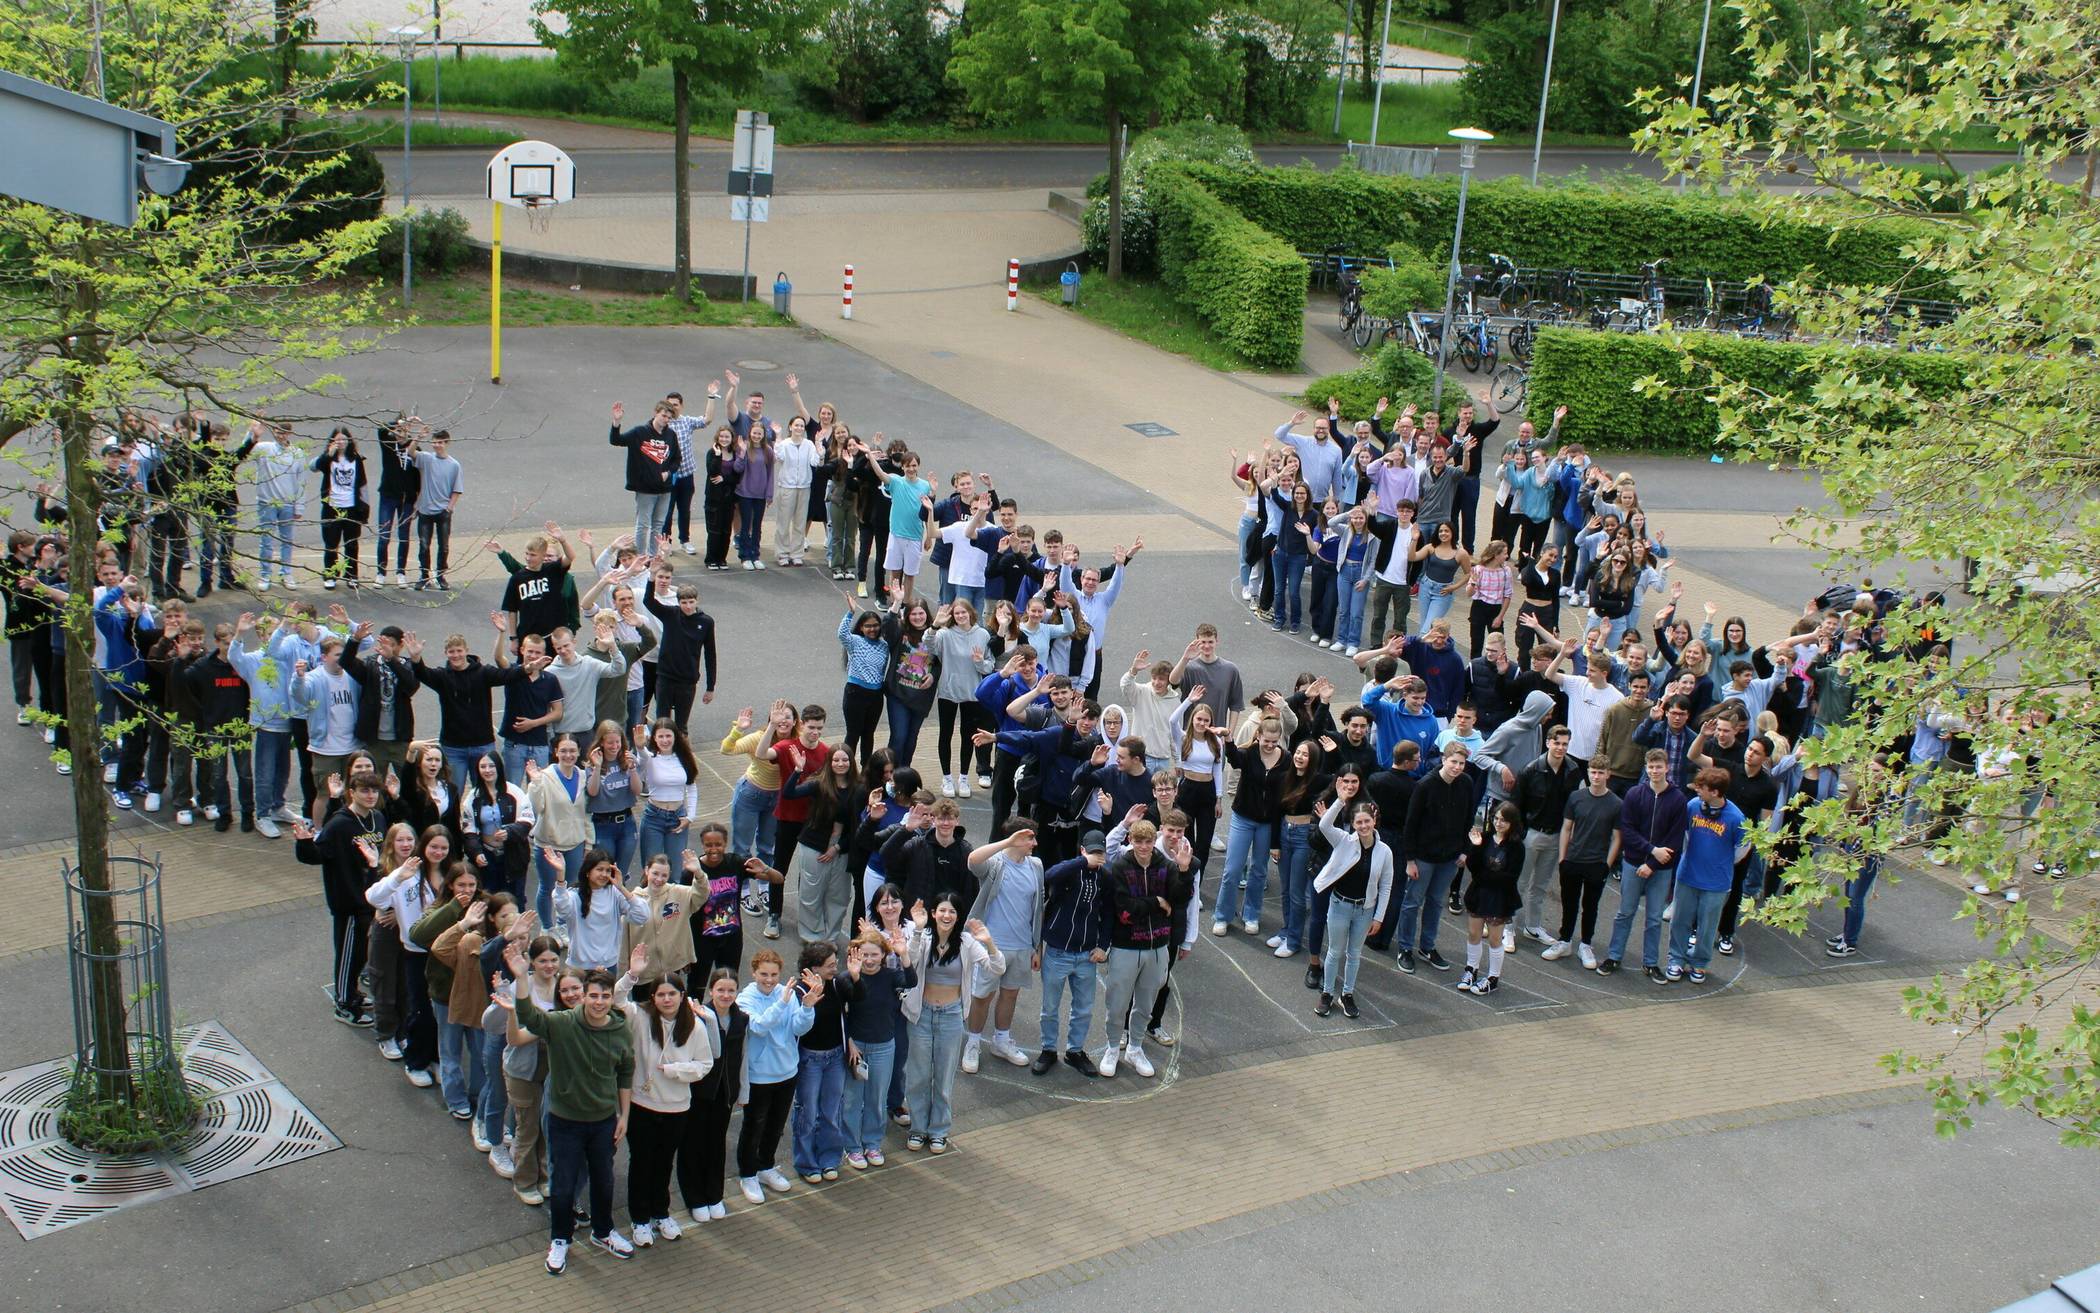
[1103,945,1168,1049]
[1517,829,1561,934]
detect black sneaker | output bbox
[1423,948,1452,971]
[1339,994,1360,1020]
[332,1005,361,1026]
[1029,1050,1056,1076]
[1063,1049,1099,1078]
[1455,967,1476,992]
[1646,965,1671,985]
[1688,968,1709,983]
[1304,961,1323,990]
[240,814,255,833]
[1824,941,1858,958]
[1396,950,1417,974]
[1480,975,1500,994]
[1715,937,1735,956]
[214,814,233,833]
[413,579,430,591]
[435,577,450,592]
[1596,958,1620,976]
[1314,992,1335,1017]
[1446,892,1463,915]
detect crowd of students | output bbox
[6,373,2008,1278]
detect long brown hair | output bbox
[643,976,696,1048]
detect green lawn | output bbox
[1031,277,1286,374]
[370,272,792,328]
[330,117,519,149]
[1311,79,1629,149]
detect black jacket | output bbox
[878,824,977,916]
[1514,751,1583,836]
[339,647,420,745]
[182,649,250,735]
[310,448,370,522]
[610,420,681,495]
[376,424,422,502]
[1403,770,1474,863]
[642,590,718,690]
[295,803,387,917]
[412,656,524,747]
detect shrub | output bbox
[1526,327,1967,453]
[1358,241,1445,318]
[365,207,474,277]
[1181,163,1934,290]
[1148,165,1307,370]
[1302,343,1437,419]
[1081,121,1259,277]
[183,126,385,246]
[800,0,954,122]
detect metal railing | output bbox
[1346,141,1439,177]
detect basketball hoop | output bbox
[484,140,578,384]
[522,196,555,237]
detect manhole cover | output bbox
[1124,422,1178,438]
[0,1022,339,1239]
[732,359,779,371]
[929,350,956,360]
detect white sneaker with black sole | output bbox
[590,1231,635,1259]
[545,1240,569,1275]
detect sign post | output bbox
[728,110,775,303]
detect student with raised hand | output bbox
[899,896,1003,1151]
[494,940,638,1275]
[608,945,712,1248]
[550,847,650,972]
[641,578,719,732]
[789,940,850,1183]
[837,926,916,1165]
[961,820,1045,1073]
[484,931,568,1203]
[608,399,685,557]
[734,948,815,1202]
[291,771,387,1028]
[1312,772,1393,1020]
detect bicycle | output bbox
[1671,272,1724,331]
[1451,313,1499,375]
[1475,253,1521,312]
[1335,251,1365,337]
[1489,362,1528,415]
[1606,258,1669,332]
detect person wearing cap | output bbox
[1031,827,1115,1076]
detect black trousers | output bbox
[291,716,317,810]
[661,476,695,545]
[934,697,990,776]
[12,632,49,708]
[1515,600,1558,663]
[320,505,362,581]
[857,516,889,585]
[685,1095,734,1208]
[770,819,802,919]
[416,510,452,581]
[990,749,1023,829]
[1467,598,1504,659]
[1557,858,1610,945]
[735,1078,795,1177]
[842,683,883,772]
[332,907,373,1013]
[1718,850,1758,939]
[702,495,735,566]
[402,952,438,1071]
[626,1104,688,1222]
[655,676,698,737]
[691,927,744,982]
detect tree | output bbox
[1,0,388,1147]
[1633,0,2100,1144]
[533,0,819,304]
[950,0,1214,279]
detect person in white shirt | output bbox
[772,409,819,567]
[1535,622,1621,766]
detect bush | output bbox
[1358,241,1445,318]
[1460,0,1751,137]
[1302,343,1438,418]
[1181,163,1935,290]
[799,0,955,122]
[1081,121,1259,278]
[1148,165,1307,369]
[365,207,474,277]
[182,126,385,246]
[1526,327,1967,452]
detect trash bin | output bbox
[1059,262,1081,306]
[772,272,792,317]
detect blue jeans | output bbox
[904,999,964,1140]
[847,1037,895,1153]
[886,694,928,767]
[1841,853,1880,947]
[1668,883,1730,971]
[1606,860,1673,967]
[1394,858,1459,955]
[638,805,687,876]
[1037,946,1099,1053]
[948,583,985,616]
[1235,514,1259,591]
[534,841,586,928]
[443,742,498,794]
[257,501,296,576]
[1279,820,1315,951]
[374,493,412,575]
[1215,813,1273,927]
[594,810,639,876]
[1270,552,1307,630]
[1419,578,1458,633]
[502,740,549,785]
[625,686,648,731]
[546,1113,616,1243]
[729,778,778,865]
[432,1000,480,1116]
[1335,560,1369,649]
[735,494,767,562]
[634,491,673,553]
[1321,895,1375,995]
[791,1044,848,1175]
[253,727,290,817]
[477,1030,507,1146]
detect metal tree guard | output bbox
[62,854,187,1136]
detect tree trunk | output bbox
[276,0,299,135]
[673,67,692,305]
[57,269,131,1106]
[1106,104,1124,280]
[1355,0,1379,96]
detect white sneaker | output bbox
[281,574,297,590]
[658,1213,682,1241]
[691,1207,713,1225]
[1662,902,1675,922]
[1502,925,1515,952]
[204,805,222,822]
[1211,834,1226,853]
[2005,888,2022,903]
[956,778,972,798]
[472,1126,494,1153]
[757,1167,792,1192]
[379,1037,404,1060]
[42,727,54,744]
[1343,645,1358,657]
[271,806,301,824]
[1241,919,1260,935]
[738,1176,766,1205]
[753,560,766,571]
[112,790,133,810]
[1523,926,1554,946]
[1123,1042,1155,1078]
[1273,941,1296,958]
[632,1221,655,1248]
[394,571,408,589]
[976,773,991,789]
[256,578,270,593]
[14,709,27,726]
[682,542,697,555]
[708,1202,726,1220]
[591,1230,635,1259]
[960,1036,981,1074]
[1578,943,1598,970]
[489,1144,516,1177]
[1097,1045,1120,1078]
[1970,882,1990,896]
[405,1066,435,1087]
[988,1034,1029,1067]
[1540,939,1573,961]
[175,808,194,827]
[545,1239,569,1275]
[256,817,281,839]
[1211,920,1228,937]
[742,560,756,571]
[144,792,162,813]
[941,776,956,798]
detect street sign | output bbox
[732,109,775,174]
[730,196,769,223]
[729,110,775,301]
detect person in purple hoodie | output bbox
[723,369,779,570]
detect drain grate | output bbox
[0,1022,339,1239]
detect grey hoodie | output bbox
[1477,690,1556,805]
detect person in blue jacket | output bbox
[733,948,816,1205]
[1361,672,1441,778]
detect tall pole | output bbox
[1431,134,1487,412]
[1368,0,1394,147]
[739,115,755,303]
[1529,0,1561,187]
[431,0,441,126]
[490,201,502,383]
[1680,0,1713,191]
[401,52,413,306]
[1332,0,1353,135]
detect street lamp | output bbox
[1680,0,1713,191]
[1529,0,1561,186]
[1367,0,1395,147]
[1430,127,1492,413]
[386,25,423,306]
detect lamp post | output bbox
[1367,0,1395,147]
[1333,0,1352,136]
[386,25,422,306]
[1431,127,1493,413]
[1529,0,1561,186]
[1680,0,1713,191]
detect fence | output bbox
[1346,142,1439,178]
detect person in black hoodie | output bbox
[1513,726,1582,948]
[339,623,421,775]
[408,620,530,787]
[1361,741,1421,953]
[143,614,204,824]
[1442,395,1500,552]
[1097,819,1193,1079]
[1394,742,1474,973]
[610,400,683,559]
[373,416,422,587]
[311,426,369,589]
[1031,830,1115,1076]
[292,771,388,1024]
[642,583,717,732]
[877,798,976,918]
[185,620,255,833]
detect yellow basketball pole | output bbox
[490,200,503,384]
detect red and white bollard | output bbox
[1006,257,1020,311]
[841,264,854,320]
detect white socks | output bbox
[1465,942,1483,970]
[1487,946,1505,978]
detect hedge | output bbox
[1182,164,1935,290]
[1301,342,1437,419]
[1148,165,1307,370]
[1525,328,1967,453]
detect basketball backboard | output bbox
[485,139,575,208]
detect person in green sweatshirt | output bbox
[497,939,637,1275]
